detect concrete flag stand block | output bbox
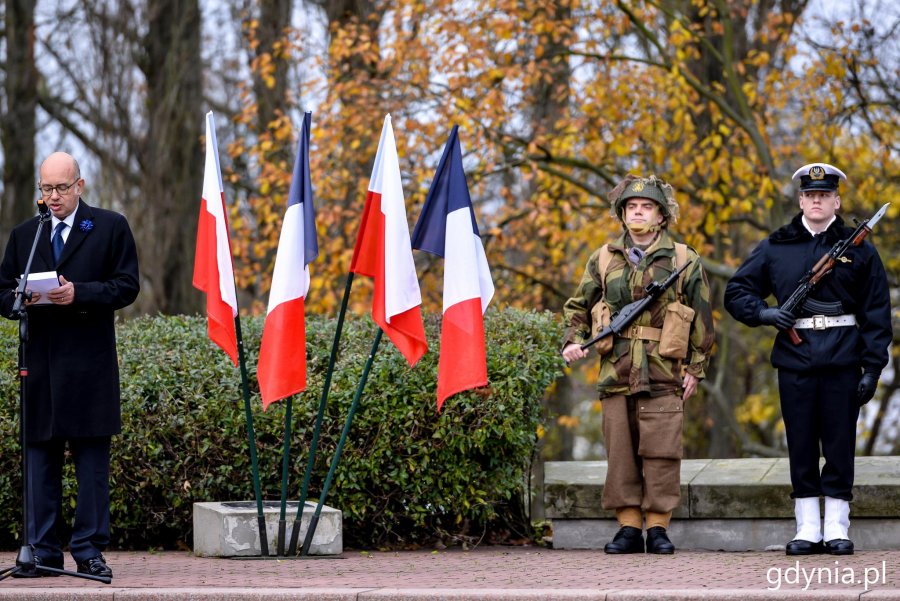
[193,501,342,556]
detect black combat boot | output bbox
[646,526,675,554]
[604,526,645,554]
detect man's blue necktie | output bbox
[52,222,67,263]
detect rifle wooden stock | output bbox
[782,213,878,345]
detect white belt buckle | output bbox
[812,315,827,330]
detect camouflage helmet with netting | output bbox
[608,174,679,225]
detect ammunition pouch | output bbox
[590,301,614,356]
[658,301,695,360]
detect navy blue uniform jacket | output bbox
[724,213,891,374]
[0,201,140,442]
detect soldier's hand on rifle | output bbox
[562,343,588,364]
[758,307,796,330]
[857,372,878,406]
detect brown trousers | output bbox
[601,393,683,514]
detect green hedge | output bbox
[0,308,564,550]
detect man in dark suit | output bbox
[0,152,139,578]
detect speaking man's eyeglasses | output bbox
[38,180,79,197]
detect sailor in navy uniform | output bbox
[724,163,892,556]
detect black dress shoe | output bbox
[825,539,854,555]
[604,526,645,554]
[11,554,62,578]
[786,539,825,556]
[646,526,675,554]
[76,555,112,578]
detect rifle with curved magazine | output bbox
[780,202,890,345]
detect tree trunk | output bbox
[133,0,204,314]
[321,0,385,250]
[528,0,572,312]
[254,0,292,136]
[526,1,578,460]
[327,0,383,174]
[1,0,38,242]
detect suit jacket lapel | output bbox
[56,201,95,267]
[38,218,54,269]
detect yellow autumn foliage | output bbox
[220,0,897,455]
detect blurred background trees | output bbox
[0,0,897,458]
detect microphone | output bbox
[37,198,50,217]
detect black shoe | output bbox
[76,554,112,578]
[786,539,825,556]
[825,539,854,555]
[604,526,645,554]
[11,554,62,578]
[646,526,675,554]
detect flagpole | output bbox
[196,111,270,557]
[300,327,382,557]
[257,110,318,556]
[235,316,269,556]
[277,396,293,556]
[287,272,355,555]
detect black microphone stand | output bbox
[0,201,111,584]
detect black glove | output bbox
[758,307,796,330]
[857,372,878,406]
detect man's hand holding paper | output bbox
[18,271,60,306]
[47,275,75,305]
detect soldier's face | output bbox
[799,190,840,225]
[624,198,664,227]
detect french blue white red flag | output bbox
[411,125,494,411]
[193,111,239,366]
[350,115,427,366]
[257,112,319,409]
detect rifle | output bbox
[581,260,692,351]
[781,202,890,345]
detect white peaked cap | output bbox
[791,163,848,181]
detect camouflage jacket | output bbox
[562,231,715,398]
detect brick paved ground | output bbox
[1,548,899,600]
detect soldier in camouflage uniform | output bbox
[562,175,715,554]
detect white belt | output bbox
[793,314,857,330]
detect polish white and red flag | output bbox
[350,115,427,366]
[193,111,238,365]
[258,112,319,409]
[411,125,494,411]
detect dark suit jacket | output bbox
[0,200,140,441]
